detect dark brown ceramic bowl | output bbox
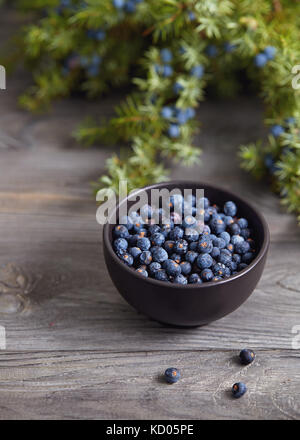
[103,181,270,327]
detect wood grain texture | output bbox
[0,9,299,420]
[0,350,299,420]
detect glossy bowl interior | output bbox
[103,181,270,327]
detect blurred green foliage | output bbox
[9,0,300,223]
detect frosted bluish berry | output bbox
[254,53,268,68]
[165,367,181,383]
[190,65,204,78]
[232,382,247,398]
[264,46,276,60]
[270,124,284,137]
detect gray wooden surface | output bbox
[0,10,300,420]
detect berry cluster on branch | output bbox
[6,0,300,223]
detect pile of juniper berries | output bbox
[112,194,256,284]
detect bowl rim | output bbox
[103,180,270,289]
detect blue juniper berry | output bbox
[114,238,128,253]
[264,46,276,60]
[211,246,220,259]
[127,234,138,247]
[174,239,189,255]
[129,210,140,221]
[137,237,151,251]
[186,107,196,119]
[164,240,175,253]
[176,109,189,125]
[132,219,144,233]
[135,267,148,277]
[212,236,226,249]
[173,274,188,285]
[232,382,247,398]
[200,268,214,282]
[161,106,173,119]
[285,117,295,125]
[124,1,136,13]
[187,11,196,21]
[150,232,165,247]
[219,231,231,244]
[137,229,148,239]
[247,238,255,249]
[185,250,198,264]
[198,197,209,209]
[113,224,129,238]
[160,48,172,63]
[189,241,198,252]
[206,44,218,57]
[196,253,213,270]
[160,222,174,237]
[165,367,181,384]
[190,65,204,78]
[148,262,161,275]
[182,215,196,228]
[113,0,125,8]
[169,226,184,241]
[218,250,232,265]
[140,204,153,220]
[139,251,153,265]
[254,53,268,68]
[234,240,250,255]
[228,223,241,236]
[240,228,251,240]
[180,261,192,275]
[173,82,184,94]
[151,246,169,263]
[232,253,241,264]
[239,349,255,365]
[212,262,226,277]
[238,263,248,271]
[119,253,133,266]
[224,215,234,226]
[154,269,168,282]
[231,234,244,245]
[163,259,181,277]
[224,266,231,277]
[202,225,214,235]
[170,253,182,264]
[198,237,213,254]
[227,260,237,271]
[184,228,199,242]
[162,65,173,77]
[168,123,180,138]
[128,247,142,259]
[224,201,237,217]
[237,218,248,229]
[148,224,161,235]
[270,124,284,137]
[226,243,234,253]
[189,273,202,284]
[242,252,254,264]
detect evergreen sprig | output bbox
[8,0,300,223]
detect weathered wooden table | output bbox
[0,15,299,421]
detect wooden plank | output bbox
[0,349,298,420]
[0,9,300,419]
[0,97,298,240]
[0,241,299,351]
